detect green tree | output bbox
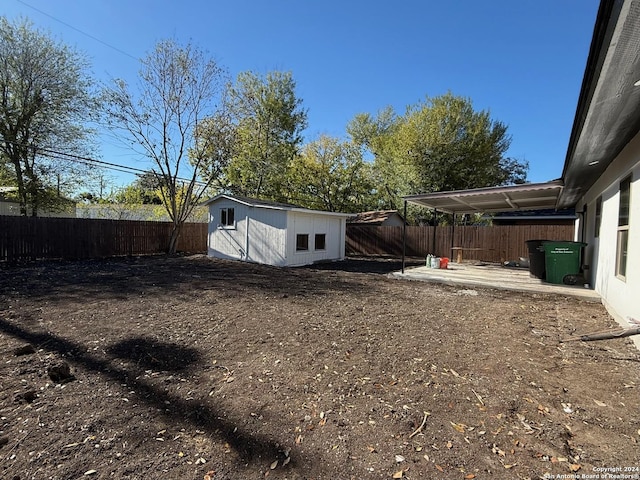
[104,39,227,253]
[219,71,307,201]
[76,174,117,204]
[347,107,418,211]
[114,183,161,205]
[0,16,98,216]
[0,158,16,187]
[398,93,525,192]
[288,135,375,212]
[114,171,164,205]
[191,102,237,195]
[349,93,528,215]
[347,106,398,156]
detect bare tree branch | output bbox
[104,39,227,253]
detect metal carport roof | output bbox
[403,180,564,214]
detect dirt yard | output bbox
[1,255,638,480]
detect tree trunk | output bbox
[11,159,29,216]
[167,221,183,255]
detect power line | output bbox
[16,0,139,61]
[7,3,215,191]
[2,138,209,187]
[44,149,152,176]
[42,150,146,177]
[38,148,209,188]
[4,5,210,189]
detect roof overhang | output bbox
[203,194,352,217]
[403,1,640,214]
[403,180,564,214]
[558,0,640,208]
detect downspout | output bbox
[577,206,589,284]
[244,215,249,261]
[578,205,586,243]
[340,216,346,259]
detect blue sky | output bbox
[5,0,600,189]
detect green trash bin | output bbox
[542,241,586,285]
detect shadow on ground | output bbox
[303,256,425,274]
[0,255,398,305]
[0,318,304,470]
[106,337,202,371]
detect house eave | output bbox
[558,0,640,208]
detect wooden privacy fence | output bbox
[346,224,575,263]
[0,216,207,261]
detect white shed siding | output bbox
[244,207,287,266]
[208,199,288,265]
[207,195,347,267]
[208,199,248,261]
[578,132,640,330]
[285,212,346,266]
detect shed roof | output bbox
[203,194,352,217]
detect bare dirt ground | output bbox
[1,255,639,480]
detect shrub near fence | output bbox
[346,224,575,263]
[0,216,208,261]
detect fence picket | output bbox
[1,216,574,264]
[0,216,207,261]
[346,224,575,263]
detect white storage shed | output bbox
[204,194,351,267]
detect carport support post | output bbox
[451,213,456,261]
[402,199,407,273]
[432,209,437,254]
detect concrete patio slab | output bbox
[392,262,601,301]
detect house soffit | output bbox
[559,0,640,208]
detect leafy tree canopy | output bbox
[348,92,528,216]
[195,70,308,202]
[288,135,375,213]
[0,16,98,216]
[113,172,164,205]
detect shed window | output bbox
[296,234,309,251]
[220,207,234,227]
[616,176,631,279]
[315,233,326,251]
